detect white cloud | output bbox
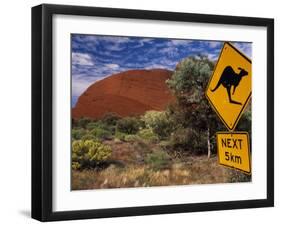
[159,46,179,57]
[207,53,219,61]
[139,38,154,43]
[105,44,125,51]
[97,36,131,44]
[72,74,102,97]
[170,40,193,46]
[145,62,173,70]
[72,52,94,66]
[208,41,222,48]
[233,43,252,58]
[72,76,92,97]
[105,63,120,70]
[160,58,177,66]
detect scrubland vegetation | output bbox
[71,56,251,190]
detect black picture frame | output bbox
[32,4,274,222]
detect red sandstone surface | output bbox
[72,69,175,119]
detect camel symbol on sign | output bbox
[211,65,248,105]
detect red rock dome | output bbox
[72,69,175,119]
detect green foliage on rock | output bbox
[72,140,112,170]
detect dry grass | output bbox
[71,156,238,190]
[72,138,251,190]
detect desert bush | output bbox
[77,117,92,128]
[114,131,128,141]
[124,134,140,142]
[72,140,112,170]
[86,121,102,130]
[116,117,140,134]
[90,127,112,140]
[72,128,87,140]
[86,121,115,134]
[133,139,152,153]
[141,111,173,139]
[145,149,170,170]
[170,127,206,153]
[170,128,191,151]
[102,112,121,126]
[72,162,81,170]
[81,134,99,141]
[137,128,159,143]
[158,140,173,151]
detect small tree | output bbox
[141,111,173,139]
[167,56,223,158]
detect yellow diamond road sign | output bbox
[206,42,252,131]
[216,132,251,174]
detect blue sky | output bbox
[72,34,252,107]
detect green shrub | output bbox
[77,117,92,128]
[72,162,81,170]
[102,112,121,126]
[72,128,87,140]
[81,134,99,141]
[114,131,128,141]
[170,128,190,151]
[170,128,207,153]
[116,117,140,134]
[90,127,112,140]
[145,149,170,170]
[138,128,159,142]
[86,121,115,133]
[124,134,140,142]
[72,140,112,169]
[86,121,102,130]
[158,140,173,151]
[141,111,173,139]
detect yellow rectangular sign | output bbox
[217,132,251,174]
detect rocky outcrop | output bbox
[72,69,174,119]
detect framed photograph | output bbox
[32,4,274,221]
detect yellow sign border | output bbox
[216,131,251,174]
[205,42,252,131]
